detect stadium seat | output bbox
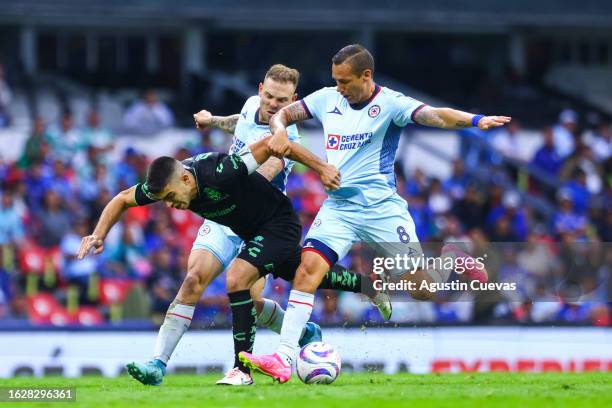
[99,279,133,305]
[75,306,105,326]
[26,293,61,325]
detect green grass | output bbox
[4,372,612,408]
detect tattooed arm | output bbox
[268,101,311,157]
[193,110,240,134]
[256,157,285,182]
[413,106,511,130]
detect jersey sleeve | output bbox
[392,94,427,127]
[234,96,255,135]
[300,88,331,122]
[134,183,159,206]
[192,152,249,190]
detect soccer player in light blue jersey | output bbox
[125,65,326,386]
[240,44,512,383]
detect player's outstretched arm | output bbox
[77,186,138,259]
[193,109,240,134]
[244,136,340,190]
[285,142,340,191]
[268,101,311,157]
[413,106,511,130]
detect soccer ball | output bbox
[296,341,341,384]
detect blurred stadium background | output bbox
[0,0,610,377]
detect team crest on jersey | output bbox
[326,134,340,150]
[368,104,381,118]
[198,225,211,236]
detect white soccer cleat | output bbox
[371,292,393,321]
[216,367,254,386]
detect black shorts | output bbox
[236,210,302,281]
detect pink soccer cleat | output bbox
[441,243,488,283]
[238,352,292,383]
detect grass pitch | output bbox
[4,372,611,408]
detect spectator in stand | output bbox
[452,183,486,231]
[405,168,428,197]
[123,89,174,135]
[34,189,72,248]
[19,117,47,168]
[0,190,25,247]
[553,188,588,239]
[60,218,98,302]
[443,159,472,199]
[428,178,452,215]
[146,248,183,314]
[487,191,529,241]
[81,110,115,165]
[531,127,564,177]
[23,160,52,213]
[114,147,140,190]
[560,145,603,195]
[0,64,11,128]
[45,110,83,165]
[407,193,434,241]
[552,109,578,159]
[49,160,76,206]
[583,121,611,163]
[562,169,591,215]
[490,120,525,162]
[313,290,346,325]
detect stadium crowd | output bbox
[0,92,609,328]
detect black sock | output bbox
[318,264,376,298]
[228,290,257,374]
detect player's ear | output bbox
[258,82,263,95]
[362,69,372,81]
[291,93,298,102]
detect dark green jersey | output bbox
[134,152,297,240]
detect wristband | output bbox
[471,115,484,127]
[237,146,260,174]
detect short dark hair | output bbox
[146,156,179,195]
[332,44,374,76]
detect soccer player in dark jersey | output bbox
[77,136,391,384]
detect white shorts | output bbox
[304,193,422,277]
[191,219,243,269]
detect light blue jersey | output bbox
[193,95,300,267]
[301,84,425,205]
[301,84,426,272]
[229,95,300,192]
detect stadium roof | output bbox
[2,0,612,31]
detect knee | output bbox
[293,263,321,291]
[226,272,247,293]
[183,273,204,296]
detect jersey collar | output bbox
[349,83,381,110]
[254,108,268,125]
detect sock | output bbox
[277,290,314,365]
[153,301,195,364]
[319,264,376,297]
[228,290,257,374]
[257,298,285,334]
[258,298,312,340]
